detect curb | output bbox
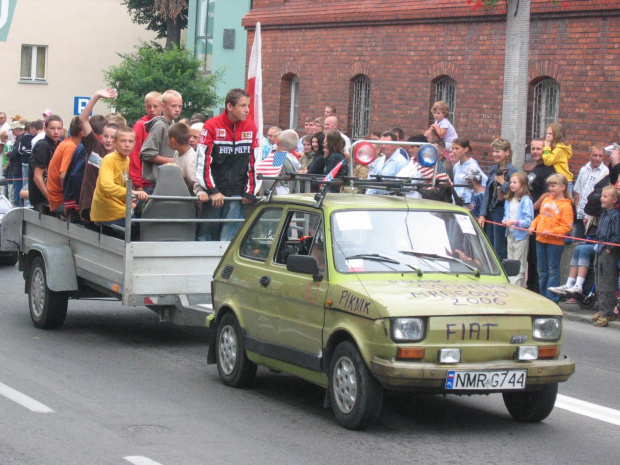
[560,304,620,331]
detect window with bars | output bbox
[289,77,299,130]
[531,79,560,139]
[434,77,456,124]
[350,75,371,139]
[194,0,215,73]
[20,45,47,82]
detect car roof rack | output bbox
[257,173,463,208]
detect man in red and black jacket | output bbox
[196,88,257,241]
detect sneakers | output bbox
[594,316,611,327]
[565,285,584,295]
[548,284,571,295]
[565,298,577,304]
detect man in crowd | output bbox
[196,88,257,241]
[573,145,609,239]
[140,90,183,189]
[324,116,351,155]
[365,131,408,195]
[28,115,63,211]
[46,116,82,214]
[129,91,163,191]
[324,105,336,118]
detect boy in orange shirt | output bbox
[46,117,82,214]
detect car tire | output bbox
[28,256,68,330]
[215,312,257,388]
[328,341,383,430]
[0,252,18,267]
[502,382,558,422]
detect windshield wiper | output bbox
[345,253,422,276]
[398,250,480,277]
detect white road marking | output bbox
[124,457,163,465]
[556,394,620,426]
[0,382,54,413]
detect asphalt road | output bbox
[0,264,619,465]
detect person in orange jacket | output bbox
[529,173,574,302]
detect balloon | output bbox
[353,142,377,166]
[417,143,439,167]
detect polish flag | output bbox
[247,22,263,163]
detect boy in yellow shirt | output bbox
[91,127,148,227]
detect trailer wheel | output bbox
[0,253,18,267]
[28,256,68,329]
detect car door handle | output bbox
[259,276,271,287]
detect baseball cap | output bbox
[43,109,53,117]
[464,167,483,184]
[10,121,25,130]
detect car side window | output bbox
[274,211,325,270]
[239,208,283,261]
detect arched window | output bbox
[289,77,300,130]
[434,76,457,124]
[350,75,371,139]
[531,79,560,139]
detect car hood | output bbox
[327,278,562,319]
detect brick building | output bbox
[243,0,619,169]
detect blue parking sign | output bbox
[74,97,90,116]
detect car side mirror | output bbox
[502,259,521,278]
[287,254,323,282]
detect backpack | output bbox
[63,143,87,208]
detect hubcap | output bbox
[218,325,237,375]
[333,355,358,414]
[30,267,45,319]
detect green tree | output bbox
[103,42,220,124]
[123,0,188,49]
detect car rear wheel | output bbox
[215,312,257,388]
[328,341,383,430]
[503,383,558,422]
[28,256,68,329]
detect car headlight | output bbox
[391,318,425,342]
[532,317,562,341]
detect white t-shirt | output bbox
[436,118,458,145]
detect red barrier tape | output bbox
[485,220,619,248]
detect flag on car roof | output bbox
[323,160,344,182]
[255,151,288,178]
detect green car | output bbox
[206,193,575,430]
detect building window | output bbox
[20,45,47,82]
[434,76,456,124]
[195,0,215,73]
[531,79,560,139]
[289,77,299,130]
[350,75,371,139]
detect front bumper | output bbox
[370,357,575,391]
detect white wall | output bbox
[0,0,159,125]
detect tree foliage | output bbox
[122,0,188,48]
[103,42,220,125]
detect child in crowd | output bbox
[90,126,148,226]
[478,139,518,261]
[451,138,488,205]
[528,173,574,303]
[502,172,534,287]
[590,186,620,327]
[548,244,595,296]
[425,101,458,149]
[543,122,573,189]
[169,122,205,200]
[465,168,485,219]
[189,123,202,151]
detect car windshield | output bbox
[330,210,500,275]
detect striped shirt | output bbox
[574,162,609,219]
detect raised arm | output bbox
[79,88,118,137]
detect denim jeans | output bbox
[486,205,508,261]
[196,200,243,241]
[536,242,564,302]
[12,179,22,206]
[570,244,595,268]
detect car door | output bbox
[256,209,328,371]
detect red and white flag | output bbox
[247,22,263,163]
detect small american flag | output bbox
[256,151,287,178]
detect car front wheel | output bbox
[503,383,558,422]
[328,341,383,430]
[215,312,257,388]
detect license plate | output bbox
[445,370,527,390]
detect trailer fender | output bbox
[24,244,78,292]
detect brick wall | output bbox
[245,0,620,172]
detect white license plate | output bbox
[445,370,527,390]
